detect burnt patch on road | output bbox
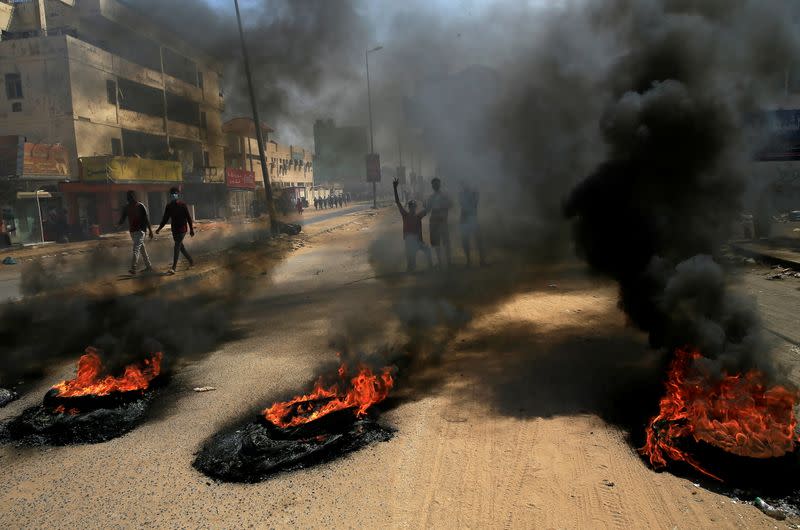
[193,412,393,483]
[0,392,158,446]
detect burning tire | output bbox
[0,348,164,446]
[194,360,396,482]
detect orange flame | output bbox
[52,347,163,398]
[263,362,394,429]
[641,347,799,480]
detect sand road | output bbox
[0,209,794,529]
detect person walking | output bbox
[425,177,453,269]
[394,178,432,272]
[296,197,304,215]
[117,190,154,275]
[155,187,194,275]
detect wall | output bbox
[0,36,77,174]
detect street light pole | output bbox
[366,46,382,209]
[35,190,44,243]
[234,0,278,234]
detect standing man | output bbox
[394,178,432,272]
[425,177,452,269]
[459,182,485,266]
[117,190,154,275]
[156,187,194,275]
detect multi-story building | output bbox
[224,117,313,216]
[0,0,225,232]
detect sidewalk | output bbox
[730,238,800,269]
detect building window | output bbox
[111,138,122,156]
[200,111,207,129]
[5,73,23,100]
[197,71,204,89]
[11,102,22,113]
[203,151,210,167]
[107,80,118,105]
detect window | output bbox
[197,71,204,90]
[200,111,207,129]
[203,151,210,168]
[5,74,23,100]
[11,102,22,113]
[111,138,122,156]
[106,80,117,105]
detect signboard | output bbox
[23,143,70,177]
[0,136,70,179]
[365,153,381,183]
[226,168,256,190]
[80,156,182,182]
[396,165,406,185]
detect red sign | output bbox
[226,168,256,190]
[365,153,381,183]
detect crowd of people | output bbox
[313,193,350,211]
[393,177,485,272]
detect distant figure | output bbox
[394,178,432,272]
[459,182,485,266]
[314,197,319,211]
[425,177,453,269]
[156,187,194,275]
[328,196,334,209]
[296,197,304,215]
[117,190,154,275]
[337,195,343,208]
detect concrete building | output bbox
[0,0,225,232]
[313,118,367,195]
[224,117,314,216]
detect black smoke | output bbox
[564,0,800,372]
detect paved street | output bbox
[0,204,372,302]
[1,210,796,528]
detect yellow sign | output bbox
[80,156,182,182]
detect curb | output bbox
[730,242,800,270]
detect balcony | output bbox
[80,156,182,183]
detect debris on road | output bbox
[193,386,217,393]
[2,256,17,265]
[765,267,800,280]
[753,497,786,521]
[0,388,18,407]
[277,221,302,236]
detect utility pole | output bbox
[234,0,278,234]
[366,46,383,209]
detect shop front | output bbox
[226,168,256,219]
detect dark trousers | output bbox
[172,231,193,269]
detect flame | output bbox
[264,362,394,429]
[52,347,163,398]
[641,347,800,480]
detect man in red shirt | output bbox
[156,187,194,275]
[394,178,432,272]
[117,190,154,275]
